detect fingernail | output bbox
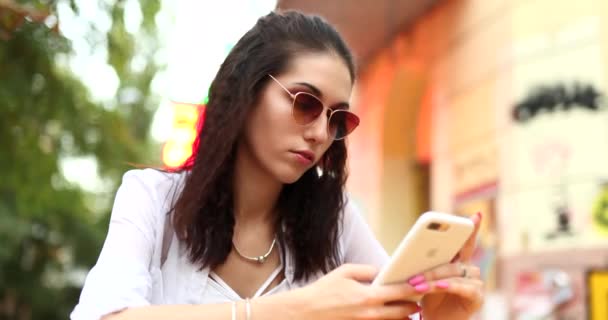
[408,274,425,286]
[414,283,429,293]
[471,211,482,223]
[436,280,450,289]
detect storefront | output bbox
[279,0,608,318]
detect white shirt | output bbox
[70,169,391,320]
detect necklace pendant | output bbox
[256,256,266,263]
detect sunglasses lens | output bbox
[329,110,360,140]
[293,93,324,124]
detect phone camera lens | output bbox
[428,222,441,230]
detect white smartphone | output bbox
[372,211,474,287]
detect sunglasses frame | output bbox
[268,74,359,141]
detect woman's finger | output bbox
[458,212,482,262]
[420,277,485,308]
[407,263,481,284]
[359,303,419,319]
[368,283,419,303]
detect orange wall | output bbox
[348,0,608,316]
[349,0,608,257]
[347,39,432,252]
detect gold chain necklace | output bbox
[232,237,277,264]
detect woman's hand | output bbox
[413,212,485,320]
[292,264,420,320]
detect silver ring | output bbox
[461,264,468,278]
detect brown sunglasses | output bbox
[268,74,360,140]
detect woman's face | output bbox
[241,52,353,184]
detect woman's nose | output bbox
[303,112,330,144]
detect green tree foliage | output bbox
[0,0,162,318]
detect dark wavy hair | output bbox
[170,10,356,281]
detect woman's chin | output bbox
[275,168,308,185]
[279,173,304,185]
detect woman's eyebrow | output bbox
[292,82,350,109]
[293,82,323,98]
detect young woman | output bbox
[71,10,484,320]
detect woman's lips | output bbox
[291,150,314,165]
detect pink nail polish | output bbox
[414,283,429,293]
[436,280,450,289]
[408,274,425,286]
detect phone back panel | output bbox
[373,211,474,285]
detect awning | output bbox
[276,0,439,67]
